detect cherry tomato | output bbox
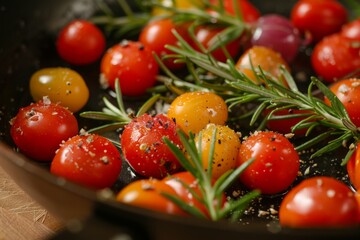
[324,78,360,127]
[120,114,182,179]
[29,67,89,112]
[264,108,313,136]
[290,0,348,42]
[139,18,190,70]
[10,99,78,161]
[210,0,261,23]
[195,124,241,180]
[311,34,360,82]
[116,178,186,216]
[51,134,122,189]
[167,91,228,135]
[347,142,360,190]
[56,20,106,65]
[192,26,241,62]
[237,131,300,194]
[356,191,360,223]
[235,46,290,86]
[341,19,360,41]
[279,176,359,227]
[100,41,159,96]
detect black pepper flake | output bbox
[218,139,222,144]
[272,147,277,151]
[138,44,145,51]
[270,137,276,142]
[146,120,154,129]
[163,161,173,171]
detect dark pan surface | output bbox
[0,0,360,239]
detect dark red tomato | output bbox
[192,26,241,62]
[356,191,360,223]
[290,0,348,42]
[341,19,360,41]
[116,179,186,216]
[311,34,360,82]
[10,99,78,161]
[139,18,190,70]
[264,109,313,136]
[100,41,159,96]
[324,78,360,127]
[120,114,182,179]
[51,134,122,189]
[210,0,260,23]
[237,131,300,194]
[347,142,360,190]
[56,20,106,65]
[279,176,359,227]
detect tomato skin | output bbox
[341,19,360,41]
[51,134,122,189]
[195,124,241,180]
[192,26,241,62]
[56,20,106,65]
[347,142,360,190]
[116,179,186,216]
[237,131,300,194]
[167,91,228,135]
[29,68,89,112]
[139,18,190,70]
[311,34,360,82]
[120,114,182,179]
[210,0,260,23]
[324,78,360,127]
[279,176,359,227]
[100,41,159,96]
[10,100,78,161]
[290,0,348,42]
[235,46,290,86]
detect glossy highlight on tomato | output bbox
[120,114,183,179]
[56,20,106,65]
[100,40,159,96]
[167,91,228,135]
[51,134,122,189]
[29,67,89,112]
[279,176,359,227]
[237,131,300,194]
[10,100,78,161]
[347,142,360,190]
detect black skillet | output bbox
[0,0,360,239]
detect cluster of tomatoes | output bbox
[8,0,360,229]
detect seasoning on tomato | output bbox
[237,131,300,194]
[29,67,89,113]
[10,99,78,161]
[51,134,122,189]
[279,176,359,227]
[167,91,228,135]
[56,20,106,65]
[100,40,159,96]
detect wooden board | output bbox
[0,166,63,240]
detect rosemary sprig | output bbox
[162,31,360,161]
[163,128,260,221]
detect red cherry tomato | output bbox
[10,99,78,161]
[192,26,241,62]
[279,176,359,227]
[264,108,313,136]
[100,41,159,96]
[120,114,183,179]
[311,34,360,82]
[341,19,360,41]
[116,179,186,216]
[51,134,122,189]
[347,142,360,190]
[139,18,190,70]
[290,0,348,42]
[210,0,261,23]
[237,131,300,194]
[56,20,106,65]
[324,78,360,127]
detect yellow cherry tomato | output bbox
[167,91,228,135]
[29,67,89,112]
[195,124,241,180]
[236,46,290,86]
[152,0,203,16]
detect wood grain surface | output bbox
[0,166,63,240]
